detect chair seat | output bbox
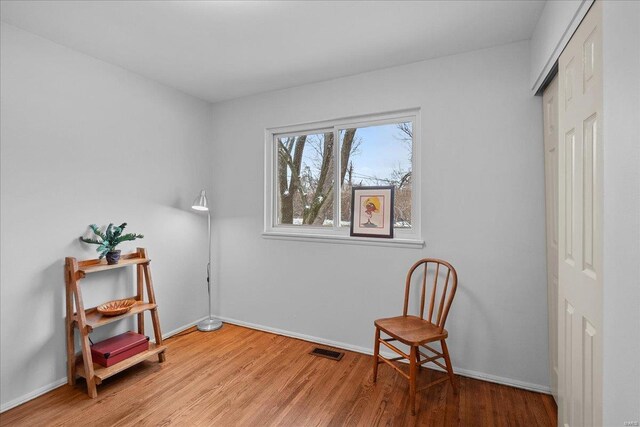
[374,315,448,346]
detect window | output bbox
[264,110,422,247]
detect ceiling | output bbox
[0,1,545,103]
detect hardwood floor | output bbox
[0,324,556,426]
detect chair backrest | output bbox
[402,258,458,330]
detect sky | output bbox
[287,121,412,187]
[343,122,412,185]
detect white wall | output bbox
[210,41,550,391]
[0,23,213,410]
[602,1,640,425]
[530,0,593,93]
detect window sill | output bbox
[262,231,424,249]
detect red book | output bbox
[91,331,149,367]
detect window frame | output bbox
[263,108,423,248]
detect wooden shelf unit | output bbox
[65,247,166,398]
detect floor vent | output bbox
[309,347,344,361]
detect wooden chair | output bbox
[373,258,458,415]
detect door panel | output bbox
[563,129,575,264]
[582,113,597,276]
[557,1,603,426]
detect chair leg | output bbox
[372,327,380,383]
[441,339,456,393]
[409,345,417,416]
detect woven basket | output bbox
[97,298,136,316]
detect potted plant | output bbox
[79,223,144,265]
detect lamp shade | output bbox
[191,189,209,211]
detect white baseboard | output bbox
[0,316,209,414]
[160,316,208,341]
[0,378,68,413]
[218,315,552,395]
[451,366,551,394]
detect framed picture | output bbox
[350,186,394,238]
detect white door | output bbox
[557,1,603,426]
[542,75,559,403]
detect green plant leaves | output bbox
[113,233,144,245]
[79,222,143,257]
[89,224,105,240]
[79,237,102,245]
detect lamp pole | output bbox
[206,207,212,321]
[193,189,222,332]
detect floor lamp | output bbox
[192,189,223,332]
